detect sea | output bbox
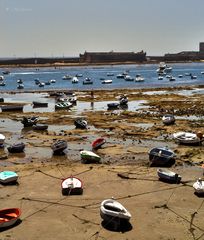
[0,62,204,91]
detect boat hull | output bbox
[0,208,21,228]
[0,171,18,184]
[157,169,181,183]
[61,177,83,195]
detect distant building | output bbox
[79,51,146,63]
[163,42,204,62]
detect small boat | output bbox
[17,84,24,89]
[92,138,106,150]
[32,101,48,108]
[162,114,175,125]
[17,79,23,84]
[83,78,93,85]
[21,116,38,127]
[72,77,79,83]
[38,82,45,87]
[158,76,163,80]
[61,176,83,195]
[0,81,6,86]
[74,118,87,129]
[32,124,48,131]
[7,142,25,153]
[62,75,72,80]
[55,101,72,110]
[101,79,112,84]
[107,103,119,110]
[75,73,83,77]
[124,75,134,81]
[169,76,176,81]
[0,75,4,80]
[50,79,56,83]
[173,132,203,145]
[193,178,204,195]
[135,75,145,82]
[2,70,10,75]
[148,147,176,166]
[0,98,4,102]
[0,105,24,112]
[0,134,5,147]
[157,168,181,183]
[51,140,67,155]
[80,150,101,163]
[0,171,18,184]
[119,96,128,105]
[0,208,21,228]
[100,198,131,223]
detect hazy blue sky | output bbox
[1,0,204,58]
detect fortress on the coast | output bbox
[0,43,204,66]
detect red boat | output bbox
[0,208,21,228]
[92,138,106,150]
[61,176,83,195]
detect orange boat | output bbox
[0,208,21,228]
[92,138,106,150]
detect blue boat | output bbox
[0,171,18,184]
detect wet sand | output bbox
[1,86,204,239]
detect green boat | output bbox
[80,150,101,163]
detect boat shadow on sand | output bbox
[0,219,22,232]
[101,219,132,233]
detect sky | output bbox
[1,0,204,58]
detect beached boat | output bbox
[55,101,72,110]
[7,142,25,153]
[92,138,106,150]
[21,116,38,127]
[162,114,175,125]
[32,123,48,131]
[51,140,67,155]
[101,79,112,84]
[148,147,176,166]
[80,150,101,163]
[74,118,87,129]
[107,102,119,110]
[173,132,203,145]
[0,105,24,112]
[0,98,4,102]
[119,96,128,105]
[157,168,181,183]
[0,134,5,147]
[0,208,21,228]
[0,171,18,184]
[100,198,131,223]
[193,178,204,195]
[32,101,48,108]
[61,176,83,195]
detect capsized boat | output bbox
[157,168,181,183]
[173,132,203,145]
[100,198,131,223]
[193,178,204,195]
[92,138,106,150]
[7,142,25,153]
[0,208,21,228]
[0,171,18,184]
[61,176,83,195]
[148,147,176,166]
[51,140,67,155]
[80,150,101,163]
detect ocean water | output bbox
[0,62,204,91]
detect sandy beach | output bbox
[1,86,204,240]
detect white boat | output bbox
[61,176,83,195]
[193,178,204,194]
[62,75,72,80]
[101,79,112,84]
[100,198,131,223]
[173,132,203,145]
[0,171,18,184]
[124,75,134,81]
[158,76,163,80]
[80,150,101,163]
[0,134,5,147]
[157,168,181,183]
[135,74,144,82]
[72,77,79,83]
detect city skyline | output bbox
[1,0,204,58]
